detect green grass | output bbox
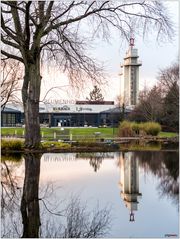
[1,127,26,136]
[1,127,118,139]
[69,128,118,137]
[1,127,177,140]
[120,143,162,151]
[158,132,178,138]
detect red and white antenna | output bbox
[129,29,135,48]
[130,37,134,47]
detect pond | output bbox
[1,151,179,238]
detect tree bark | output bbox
[22,57,41,148]
[20,153,41,238]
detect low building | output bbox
[1,107,22,127]
[1,101,131,127]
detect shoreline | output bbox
[1,136,179,154]
[1,145,179,154]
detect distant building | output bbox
[1,107,22,127]
[1,101,132,127]
[120,37,142,106]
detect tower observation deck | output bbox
[121,38,142,106]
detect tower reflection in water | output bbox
[118,152,142,222]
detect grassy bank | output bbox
[1,136,178,153]
[1,138,119,153]
[158,132,178,138]
[1,127,177,139]
[1,127,118,141]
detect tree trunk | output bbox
[22,58,41,148]
[20,153,41,238]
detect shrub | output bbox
[42,141,71,149]
[143,122,161,136]
[118,121,162,137]
[118,121,133,137]
[1,139,23,150]
[131,122,141,135]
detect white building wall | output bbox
[5,102,115,114]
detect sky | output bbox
[40,1,179,103]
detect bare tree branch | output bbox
[1,50,24,62]
[1,59,22,109]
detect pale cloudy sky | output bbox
[40,1,179,103]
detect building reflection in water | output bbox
[118,152,142,222]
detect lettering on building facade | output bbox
[44,99,76,105]
[53,105,70,111]
[76,107,92,112]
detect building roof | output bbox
[2,103,132,114]
[101,107,132,114]
[2,107,21,113]
[76,100,114,105]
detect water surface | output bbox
[1,151,179,238]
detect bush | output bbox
[118,121,133,137]
[1,139,23,150]
[118,121,162,137]
[142,122,161,136]
[42,141,71,149]
[131,122,141,135]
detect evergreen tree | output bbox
[163,82,179,131]
[87,86,104,101]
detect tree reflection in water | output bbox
[136,151,179,208]
[1,155,23,237]
[76,152,105,172]
[1,153,111,238]
[20,153,41,238]
[89,156,103,172]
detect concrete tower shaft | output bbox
[121,38,142,106]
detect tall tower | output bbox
[121,37,142,106]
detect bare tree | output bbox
[158,61,179,98]
[1,59,22,110]
[1,1,174,148]
[115,94,127,108]
[86,85,104,101]
[158,61,179,131]
[129,86,163,122]
[162,82,179,131]
[115,94,129,120]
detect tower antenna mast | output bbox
[129,29,135,48]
